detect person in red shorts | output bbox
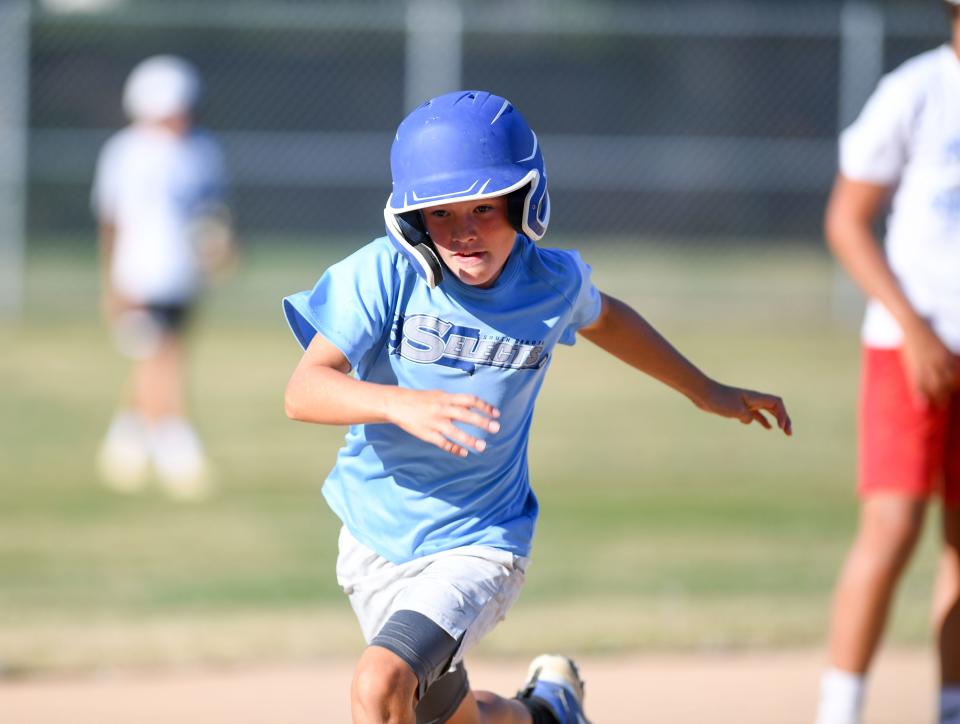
[815,4,960,723]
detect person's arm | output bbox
[578,293,791,435]
[284,333,501,457]
[193,203,237,281]
[824,173,958,405]
[97,219,122,322]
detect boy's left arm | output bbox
[579,292,792,435]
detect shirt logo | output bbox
[393,314,545,374]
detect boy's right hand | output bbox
[902,322,959,407]
[386,389,501,457]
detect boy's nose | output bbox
[451,218,477,243]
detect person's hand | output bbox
[695,382,792,436]
[901,321,958,408]
[386,389,501,457]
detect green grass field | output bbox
[0,239,944,675]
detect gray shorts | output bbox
[336,527,529,716]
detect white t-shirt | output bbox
[92,125,226,305]
[840,45,960,352]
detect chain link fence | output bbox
[15,0,957,248]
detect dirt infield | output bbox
[2,648,935,723]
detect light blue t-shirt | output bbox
[283,235,601,564]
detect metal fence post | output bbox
[405,0,463,113]
[0,0,30,320]
[832,0,885,326]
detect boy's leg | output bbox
[937,503,960,724]
[937,385,960,724]
[337,531,545,723]
[936,505,960,685]
[132,309,210,498]
[351,645,419,724]
[360,609,464,724]
[350,634,534,724]
[816,495,926,724]
[134,332,186,421]
[445,659,588,724]
[827,494,927,673]
[817,347,947,723]
[129,303,195,424]
[446,691,532,724]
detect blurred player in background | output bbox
[92,55,234,501]
[815,3,960,723]
[283,90,791,724]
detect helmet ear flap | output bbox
[506,186,528,234]
[396,211,444,287]
[398,211,428,242]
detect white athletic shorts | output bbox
[335,526,529,667]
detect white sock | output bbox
[149,417,204,471]
[940,685,960,724]
[815,668,865,724]
[97,411,150,491]
[105,410,147,445]
[148,417,211,497]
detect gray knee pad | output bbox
[370,609,462,701]
[415,662,469,724]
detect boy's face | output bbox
[421,196,517,288]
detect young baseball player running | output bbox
[814,4,960,724]
[284,90,792,724]
[93,55,234,500]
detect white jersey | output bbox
[840,45,960,352]
[92,125,226,305]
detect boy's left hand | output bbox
[696,382,792,436]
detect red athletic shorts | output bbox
[858,347,960,507]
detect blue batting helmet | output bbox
[384,90,550,287]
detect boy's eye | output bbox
[475,205,493,213]
[429,209,450,218]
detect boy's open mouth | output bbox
[453,251,485,265]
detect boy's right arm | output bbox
[824,173,958,405]
[284,333,500,457]
[97,220,121,322]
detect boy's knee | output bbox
[865,498,925,540]
[352,646,419,720]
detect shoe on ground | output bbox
[97,438,150,493]
[97,413,150,493]
[518,654,590,724]
[150,418,214,501]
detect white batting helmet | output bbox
[123,55,201,122]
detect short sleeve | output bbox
[840,73,918,185]
[282,241,399,371]
[558,251,602,346]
